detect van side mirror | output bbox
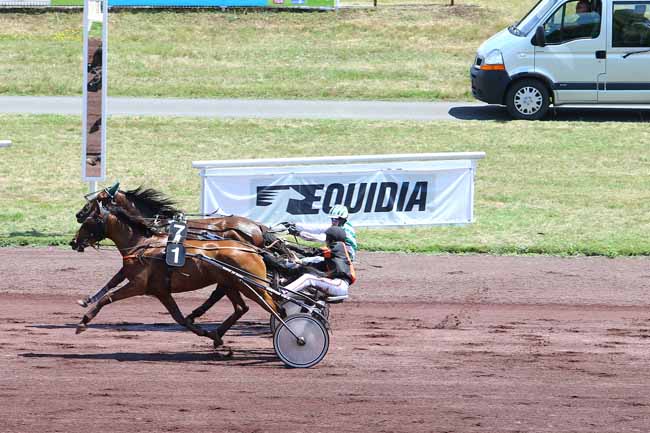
[535,26,546,47]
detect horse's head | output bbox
[72,196,158,252]
[70,201,109,252]
[75,181,121,223]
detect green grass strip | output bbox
[1,114,649,256]
[51,0,84,5]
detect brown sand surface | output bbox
[1,248,649,433]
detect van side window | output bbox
[612,2,650,47]
[544,0,602,44]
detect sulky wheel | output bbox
[273,313,329,368]
[320,302,330,321]
[269,299,305,333]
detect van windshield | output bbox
[511,0,561,36]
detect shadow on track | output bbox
[448,105,512,121]
[31,320,271,337]
[20,347,280,366]
[449,105,650,122]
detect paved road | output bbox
[1,96,650,122]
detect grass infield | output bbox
[1,114,649,256]
[0,1,530,101]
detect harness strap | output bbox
[121,244,260,264]
[186,245,260,254]
[122,252,150,266]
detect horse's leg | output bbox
[76,280,144,334]
[77,268,126,307]
[240,285,277,316]
[214,289,249,342]
[154,291,224,347]
[185,285,226,323]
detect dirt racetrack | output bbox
[1,247,649,433]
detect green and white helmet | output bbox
[328,204,349,220]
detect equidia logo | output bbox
[256,181,428,216]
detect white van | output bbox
[471,0,650,119]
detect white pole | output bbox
[81,0,107,183]
[89,181,98,193]
[100,0,108,180]
[199,169,206,215]
[81,0,89,180]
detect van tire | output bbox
[505,79,550,121]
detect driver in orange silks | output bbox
[263,226,355,298]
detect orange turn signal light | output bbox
[480,64,506,71]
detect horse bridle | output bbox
[77,183,119,223]
[75,201,111,250]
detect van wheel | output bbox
[506,79,550,120]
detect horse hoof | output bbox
[213,346,233,358]
[76,299,89,308]
[75,324,87,334]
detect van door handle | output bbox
[596,50,607,59]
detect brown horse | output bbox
[70,201,278,348]
[74,183,290,321]
[75,182,268,246]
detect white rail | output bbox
[192,152,486,169]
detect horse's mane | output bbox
[109,205,156,237]
[123,187,181,218]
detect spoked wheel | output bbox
[273,313,329,368]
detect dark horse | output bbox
[74,182,290,322]
[75,182,270,246]
[70,200,278,347]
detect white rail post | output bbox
[82,0,108,189]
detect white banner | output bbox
[193,153,485,228]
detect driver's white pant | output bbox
[284,273,349,297]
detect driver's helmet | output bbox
[328,204,349,220]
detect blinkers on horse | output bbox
[75,182,120,223]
